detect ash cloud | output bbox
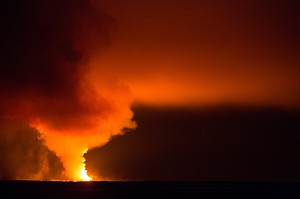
[0,0,135,180]
[0,119,64,180]
[0,0,114,130]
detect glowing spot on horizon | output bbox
[80,167,92,181]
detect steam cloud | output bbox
[0,0,135,180]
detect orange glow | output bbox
[89,0,300,109]
[1,0,299,181]
[20,73,136,181]
[0,0,137,181]
[90,54,300,109]
[80,167,92,181]
[79,149,92,181]
[30,105,135,181]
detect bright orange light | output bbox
[78,148,92,181]
[80,167,92,181]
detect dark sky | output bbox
[0,0,300,181]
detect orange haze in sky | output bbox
[91,0,300,108]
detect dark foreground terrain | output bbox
[0,181,299,199]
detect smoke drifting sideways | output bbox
[0,0,136,180]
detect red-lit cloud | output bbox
[0,0,135,180]
[92,0,300,108]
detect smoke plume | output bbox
[0,119,64,180]
[0,0,135,180]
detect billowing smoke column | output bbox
[0,0,135,180]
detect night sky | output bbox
[0,0,299,181]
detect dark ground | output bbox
[0,181,299,199]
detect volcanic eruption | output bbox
[0,0,136,181]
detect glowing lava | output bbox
[80,167,92,181]
[78,148,92,181]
